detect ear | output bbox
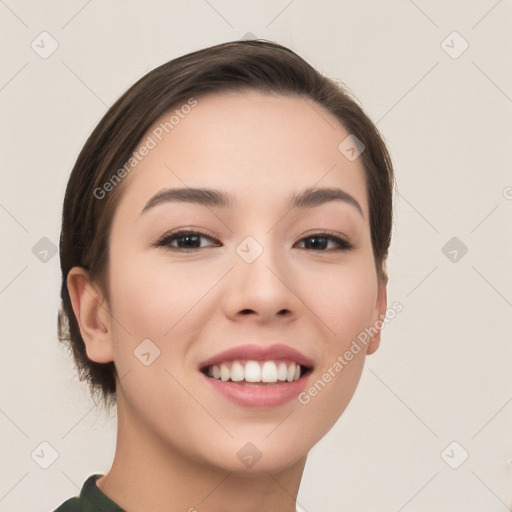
[366,278,387,356]
[66,267,114,363]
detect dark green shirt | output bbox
[53,474,125,511]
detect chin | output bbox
[196,434,311,475]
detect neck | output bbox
[96,391,306,512]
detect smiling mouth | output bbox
[200,359,313,385]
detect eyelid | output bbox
[294,230,354,251]
[151,228,220,249]
[298,229,353,245]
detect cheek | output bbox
[298,352,366,449]
[106,253,223,375]
[292,257,377,427]
[301,257,378,347]
[106,254,206,411]
[108,253,202,336]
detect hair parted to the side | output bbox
[58,39,395,413]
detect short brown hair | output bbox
[58,39,395,412]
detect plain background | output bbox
[1,1,511,510]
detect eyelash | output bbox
[152,229,354,253]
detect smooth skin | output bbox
[67,90,387,512]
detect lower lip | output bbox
[200,371,312,409]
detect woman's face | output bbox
[103,90,386,473]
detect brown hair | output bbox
[58,39,395,412]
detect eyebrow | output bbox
[140,186,364,217]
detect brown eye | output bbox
[153,230,220,251]
[295,232,353,251]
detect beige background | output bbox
[1,1,511,510]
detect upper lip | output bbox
[198,343,314,370]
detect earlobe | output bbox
[366,279,387,356]
[66,267,114,363]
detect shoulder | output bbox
[52,495,80,511]
[51,474,124,512]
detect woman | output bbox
[54,39,395,511]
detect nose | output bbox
[220,239,298,324]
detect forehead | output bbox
[115,90,368,217]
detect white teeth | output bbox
[277,362,288,381]
[230,361,245,382]
[220,363,230,382]
[206,360,304,384]
[261,361,278,383]
[286,363,295,382]
[245,361,261,382]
